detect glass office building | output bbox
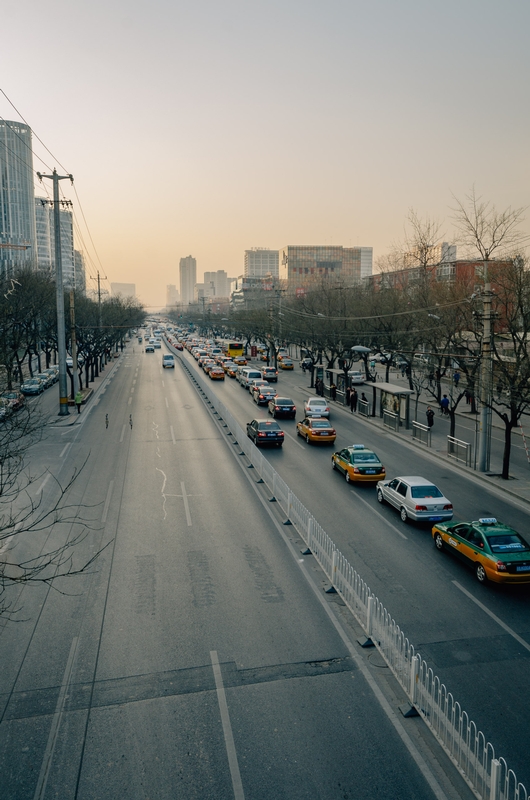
[0,120,36,278]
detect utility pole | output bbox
[69,289,78,399]
[477,262,492,472]
[37,169,74,416]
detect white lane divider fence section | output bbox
[168,340,527,800]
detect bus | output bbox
[220,340,245,359]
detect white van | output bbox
[238,367,262,389]
[162,354,175,368]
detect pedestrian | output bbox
[314,378,321,396]
[75,390,83,414]
[350,388,358,412]
[440,394,449,415]
[464,388,471,405]
[426,406,434,428]
[346,386,351,407]
[453,370,460,387]
[401,363,406,378]
[330,383,337,401]
[361,392,367,403]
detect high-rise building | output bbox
[111,282,136,299]
[35,198,76,287]
[74,250,87,295]
[244,248,279,279]
[0,120,36,278]
[203,269,229,297]
[180,255,197,305]
[166,284,180,308]
[279,245,372,292]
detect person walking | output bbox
[75,390,83,414]
[440,394,449,416]
[330,383,337,401]
[453,370,461,387]
[350,388,358,413]
[426,406,434,428]
[346,386,351,407]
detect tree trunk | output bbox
[502,422,513,480]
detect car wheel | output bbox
[306,434,311,444]
[434,532,444,551]
[475,563,488,583]
[377,488,384,504]
[345,471,351,483]
[400,507,408,523]
[332,459,337,470]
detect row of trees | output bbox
[0,271,145,619]
[0,269,146,394]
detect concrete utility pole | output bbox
[477,262,492,472]
[37,169,74,416]
[69,289,78,399]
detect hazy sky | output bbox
[2,0,529,309]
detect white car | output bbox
[304,397,330,417]
[377,476,453,523]
[348,370,364,384]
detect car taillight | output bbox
[495,561,507,571]
[275,406,280,410]
[415,505,428,511]
[278,432,284,437]
[258,432,266,437]
[353,467,360,473]
[443,504,453,510]
[331,430,336,435]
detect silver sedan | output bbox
[377,476,453,523]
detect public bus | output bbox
[220,340,245,359]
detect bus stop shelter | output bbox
[363,381,414,429]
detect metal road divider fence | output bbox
[169,341,527,800]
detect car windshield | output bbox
[312,420,331,428]
[486,533,530,553]
[351,452,378,463]
[411,486,443,498]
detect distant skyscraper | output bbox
[166,284,180,308]
[74,250,87,295]
[244,248,279,279]
[35,198,75,288]
[0,120,36,278]
[180,255,197,305]
[203,270,229,297]
[111,282,136,299]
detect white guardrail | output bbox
[169,341,527,800]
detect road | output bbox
[175,348,530,792]
[0,349,476,800]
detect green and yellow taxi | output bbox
[297,416,336,445]
[331,444,385,483]
[432,517,530,584]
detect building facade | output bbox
[244,248,279,279]
[179,255,197,305]
[203,270,229,297]
[0,120,36,278]
[166,284,180,308]
[35,198,76,288]
[279,245,372,292]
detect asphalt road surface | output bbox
[0,350,479,800]
[175,347,530,792]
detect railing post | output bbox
[283,489,292,525]
[301,516,313,555]
[489,759,501,800]
[409,654,419,705]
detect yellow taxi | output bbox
[279,358,294,370]
[209,367,225,380]
[432,517,530,584]
[331,444,385,483]
[233,356,247,366]
[226,364,239,378]
[297,417,336,445]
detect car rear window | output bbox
[276,398,293,404]
[312,420,331,428]
[486,534,530,553]
[411,486,443,498]
[258,421,280,430]
[352,452,379,463]
[310,400,327,406]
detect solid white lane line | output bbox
[59,443,71,458]
[453,581,530,652]
[210,651,245,800]
[38,474,51,493]
[120,424,126,443]
[170,425,176,444]
[102,480,114,523]
[33,637,79,800]
[351,491,408,540]
[181,482,192,526]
